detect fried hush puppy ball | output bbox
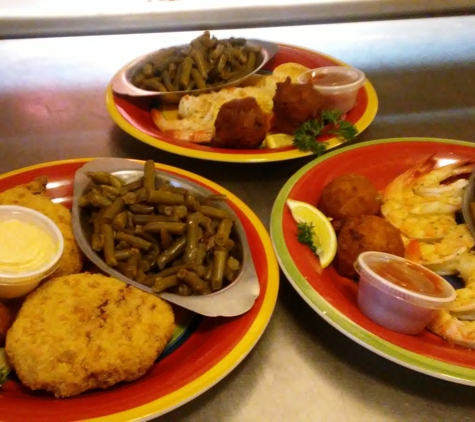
[211,96,270,149]
[318,174,381,229]
[336,215,405,279]
[272,77,324,134]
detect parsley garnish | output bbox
[293,109,358,156]
[297,222,317,253]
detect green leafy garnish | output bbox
[297,222,317,253]
[293,109,358,155]
[0,348,11,387]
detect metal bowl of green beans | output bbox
[71,158,260,317]
[111,31,279,102]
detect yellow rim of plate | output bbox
[0,158,280,421]
[105,44,379,163]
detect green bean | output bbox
[190,68,207,90]
[129,203,155,214]
[183,212,202,263]
[133,225,159,245]
[210,248,227,291]
[85,190,112,208]
[175,283,193,296]
[101,197,125,224]
[228,256,240,271]
[143,78,167,92]
[160,228,173,249]
[215,218,233,246]
[143,159,156,194]
[210,43,224,60]
[156,204,173,215]
[122,191,138,205]
[101,185,121,201]
[86,171,123,189]
[101,223,117,267]
[112,211,129,231]
[224,266,237,283]
[121,177,143,193]
[156,235,187,270]
[148,190,185,206]
[135,267,147,284]
[115,231,152,251]
[114,248,137,261]
[199,205,233,220]
[152,274,180,293]
[185,193,200,212]
[144,221,187,235]
[177,269,211,295]
[172,205,188,220]
[190,49,208,79]
[91,213,103,252]
[162,69,174,91]
[155,263,191,278]
[179,56,194,89]
[142,63,154,77]
[132,214,175,225]
[124,251,141,279]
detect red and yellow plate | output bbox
[0,159,279,421]
[106,43,378,163]
[271,138,475,385]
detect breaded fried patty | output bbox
[6,273,175,398]
[0,178,84,276]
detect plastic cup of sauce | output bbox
[354,251,456,335]
[0,205,64,299]
[297,66,366,114]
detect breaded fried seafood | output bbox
[336,215,404,279]
[272,77,323,134]
[5,272,175,398]
[0,176,83,277]
[211,97,270,149]
[318,174,381,229]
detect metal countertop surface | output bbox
[1,0,475,39]
[1,15,475,421]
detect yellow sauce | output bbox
[0,219,56,275]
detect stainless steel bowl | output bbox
[111,39,279,103]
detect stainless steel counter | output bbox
[1,0,475,39]
[2,16,475,421]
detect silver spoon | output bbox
[111,39,279,102]
[71,158,260,317]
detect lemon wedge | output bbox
[264,133,294,149]
[286,199,337,268]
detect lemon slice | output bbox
[264,133,294,149]
[286,199,337,268]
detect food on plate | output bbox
[0,177,84,277]
[286,199,337,268]
[132,31,263,93]
[381,155,475,274]
[272,77,324,134]
[318,173,381,229]
[78,160,242,295]
[428,252,475,348]
[336,215,405,279]
[211,97,270,149]
[5,272,175,398]
[0,302,12,347]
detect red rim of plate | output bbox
[106,43,378,163]
[270,138,475,385]
[0,158,279,421]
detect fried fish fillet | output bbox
[5,272,175,398]
[0,176,83,277]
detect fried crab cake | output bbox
[0,176,84,276]
[5,272,175,398]
[318,174,381,228]
[336,215,404,279]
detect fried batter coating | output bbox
[336,215,404,279]
[0,178,84,277]
[272,77,323,134]
[211,97,270,149]
[6,273,175,398]
[318,174,381,229]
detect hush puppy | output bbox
[6,272,175,398]
[336,215,404,279]
[272,77,324,134]
[211,97,270,149]
[318,174,381,227]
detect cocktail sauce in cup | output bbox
[355,252,456,335]
[298,66,365,113]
